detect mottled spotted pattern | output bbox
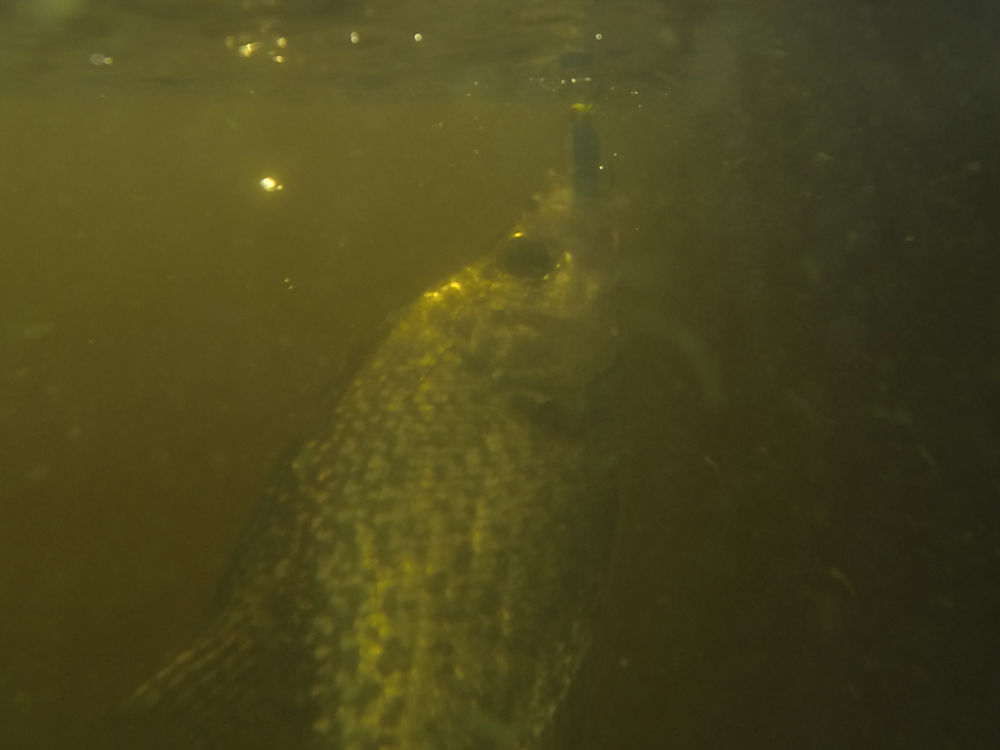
[121,180,621,750]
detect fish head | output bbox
[447,183,621,428]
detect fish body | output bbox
[122,113,621,750]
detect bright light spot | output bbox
[89,53,112,66]
[259,177,283,192]
[414,33,423,42]
[239,42,259,58]
[350,31,360,44]
[276,37,288,48]
[595,33,603,40]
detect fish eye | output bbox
[497,234,555,279]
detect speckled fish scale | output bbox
[121,153,621,750]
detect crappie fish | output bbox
[118,107,622,750]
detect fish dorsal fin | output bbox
[111,313,409,749]
[114,461,323,750]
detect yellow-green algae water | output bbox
[1,1,998,748]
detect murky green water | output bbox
[1,1,998,748]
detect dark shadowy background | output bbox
[1,1,997,748]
